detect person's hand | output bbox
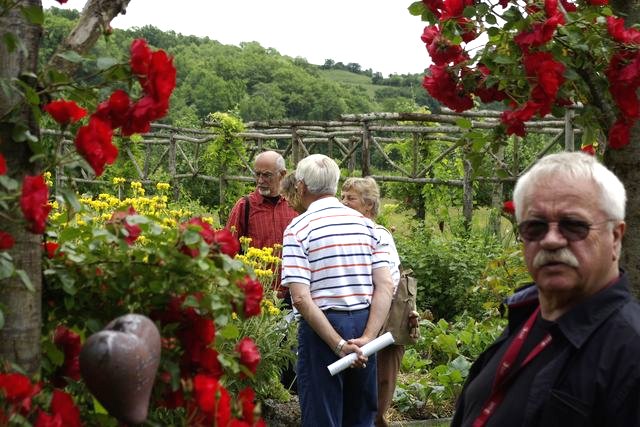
[408,310,420,328]
[338,341,368,369]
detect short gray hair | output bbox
[255,151,286,172]
[341,177,381,217]
[295,154,340,195]
[513,152,626,222]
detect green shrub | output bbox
[397,226,505,319]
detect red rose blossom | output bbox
[580,145,596,156]
[0,153,6,175]
[49,390,81,427]
[130,39,152,76]
[502,200,515,216]
[236,337,261,374]
[44,100,87,125]
[193,374,231,425]
[94,90,131,129]
[43,241,60,259]
[108,206,142,245]
[20,175,51,234]
[237,276,264,318]
[74,117,117,177]
[212,228,241,258]
[33,411,62,427]
[0,231,14,250]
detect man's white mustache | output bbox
[533,248,579,269]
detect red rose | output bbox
[108,206,142,245]
[580,145,596,156]
[237,276,263,318]
[50,390,81,427]
[44,100,87,125]
[193,374,231,426]
[53,325,81,359]
[236,337,261,374]
[33,411,63,427]
[0,231,14,250]
[43,241,60,259]
[179,217,216,257]
[74,117,117,177]
[0,153,6,175]
[94,90,131,129]
[130,39,152,76]
[145,50,177,104]
[194,317,216,345]
[609,119,632,149]
[502,200,515,216]
[199,347,223,378]
[0,373,34,403]
[238,387,256,423]
[20,175,51,234]
[212,228,241,258]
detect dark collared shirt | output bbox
[452,272,640,427]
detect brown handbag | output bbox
[382,268,420,345]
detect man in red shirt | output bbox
[226,150,298,291]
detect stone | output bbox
[80,314,161,425]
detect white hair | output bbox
[513,152,626,222]
[295,154,340,195]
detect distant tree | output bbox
[322,58,335,69]
[347,62,362,73]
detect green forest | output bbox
[43,7,438,127]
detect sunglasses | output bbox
[517,219,613,242]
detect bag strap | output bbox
[242,195,250,238]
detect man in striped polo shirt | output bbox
[281,154,394,427]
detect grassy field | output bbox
[318,69,388,98]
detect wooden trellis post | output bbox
[362,121,371,177]
[169,134,179,200]
[564,109,575,151]
[462,145,473,230]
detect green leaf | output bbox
[20,5,44,25]
[493,55,516,65]
[0,175,19,191]
[55,50,85,64]
[93,398,109,414]
[485,13,497,25]
[59,189,83,213]
[220,323,240,339]
[96,56,119,70]
[408,1,425,16]
[455,118,472,129]
[42,340,65,366]
[16,269,34,292]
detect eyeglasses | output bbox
[517,219,613,242]
[254,171,274,179]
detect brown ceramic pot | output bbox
[80,314,161,425]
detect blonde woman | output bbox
[280,173,305,214]
[341,177,410,427]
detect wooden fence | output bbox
[45,108,579,224]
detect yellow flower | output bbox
[231,312,238,320]
[156,182,170,191]
[112,177,126,185]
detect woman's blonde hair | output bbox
[341,176,380,217]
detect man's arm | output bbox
[351,266,393,346]
[225,197,245,236]
[289,283,367,363]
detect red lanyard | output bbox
[472,306,552,427]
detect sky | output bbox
[42,0,430,77]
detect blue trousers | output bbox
[297,309,378,427]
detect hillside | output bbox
[43,7,437,126]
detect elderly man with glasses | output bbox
[226,150,298,289]
[452,151,640,427]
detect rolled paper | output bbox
[327,332,395,376]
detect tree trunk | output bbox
[0,0,131,374]
[606,1,640,297]
[605,123,640,297]
[0,0,44,374]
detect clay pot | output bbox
[80,314,161,425]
